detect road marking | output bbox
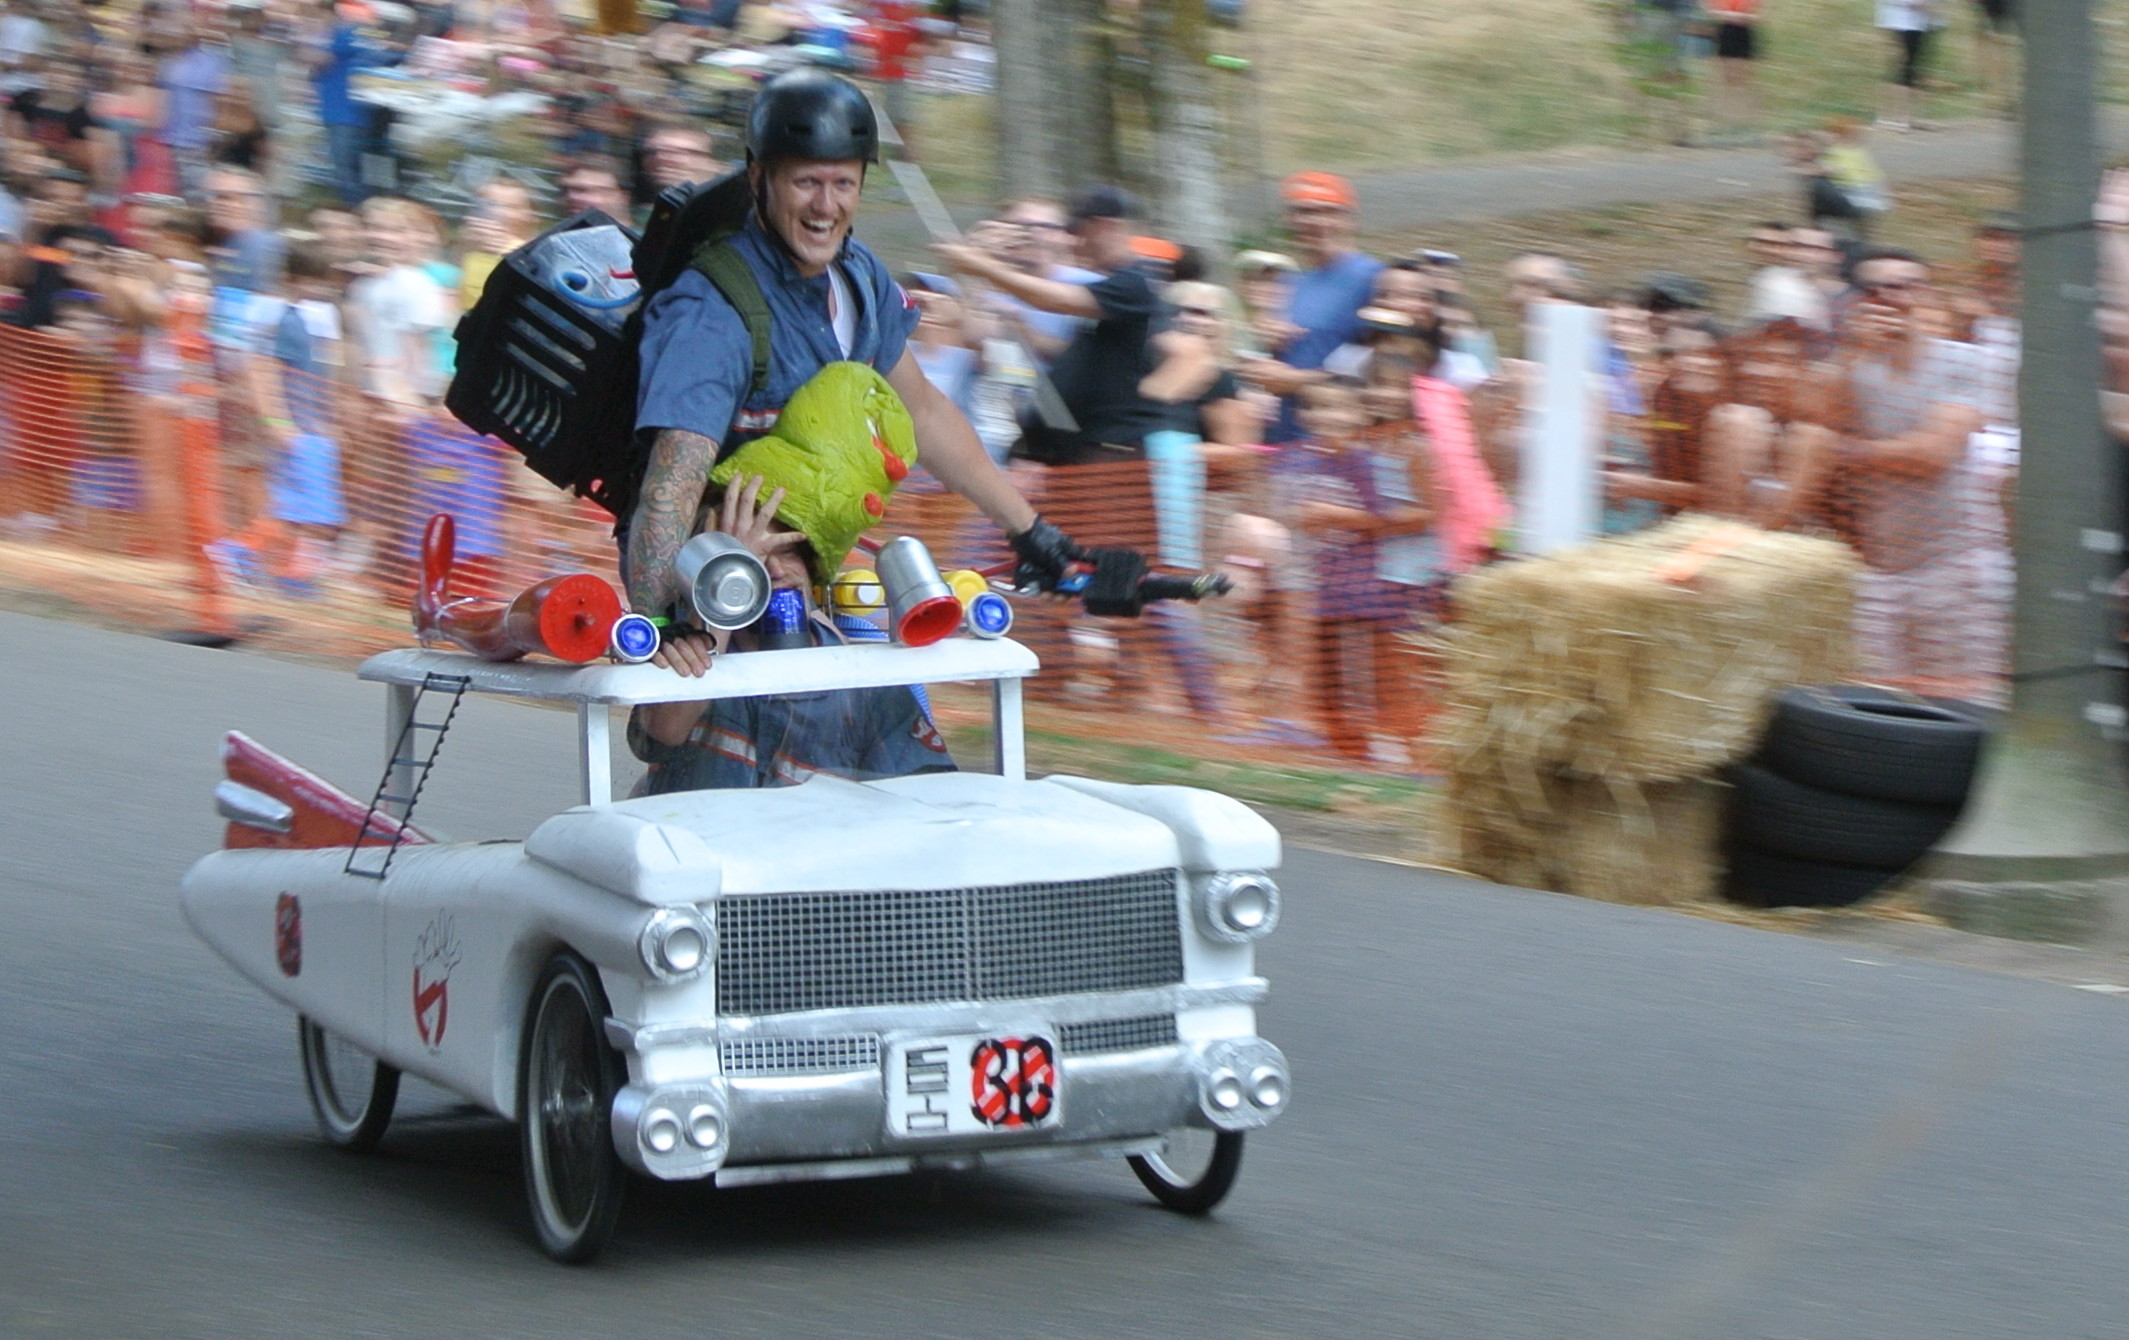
[1844,958,1882,966]
[2073,983,2129,994]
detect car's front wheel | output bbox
[518,951,627,1264]
[1129,1129,1244,1214]
[298,1016,400,1152]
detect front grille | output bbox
[716,870,1183,1015]
[1060,1014,1179,1055]
[721,1035,880,1076]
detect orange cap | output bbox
[1130,235,1183,263]
[1281,171,1356,210]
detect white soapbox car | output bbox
[181,634,1290,1261]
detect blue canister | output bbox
[756,587,810,650]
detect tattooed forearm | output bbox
[626,428,720,614]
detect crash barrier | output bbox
[0,326,1448,772]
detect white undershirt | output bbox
[827,263,857,358]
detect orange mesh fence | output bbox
[0,317,2015,778]
[0,330,1447,774]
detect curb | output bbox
[1920,878,2129,949]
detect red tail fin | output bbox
[219,731,431,851]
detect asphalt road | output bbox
[5,610,2129,1339]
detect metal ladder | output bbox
[345,672,470,880]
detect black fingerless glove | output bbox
[1008,515,1086,593]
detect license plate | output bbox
[885,1034,1060,1138]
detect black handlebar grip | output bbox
[1136,572,1233,604]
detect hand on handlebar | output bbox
[1007,515,1087,594]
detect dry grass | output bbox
[1366,175,2019,341]
[914,0,2128,201]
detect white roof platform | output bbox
[357,639,1039,802]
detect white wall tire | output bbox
[298,1016,400,1153]
[518,952,627,1264]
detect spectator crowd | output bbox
[0,0,2091,771]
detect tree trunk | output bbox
[1141,0,1232,258]
[992,0,1115,202]
[992,0,1068,199]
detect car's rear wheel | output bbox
[519,952,627,1264]
[1129,1129,1244,1214]
[298,1015,400,1152]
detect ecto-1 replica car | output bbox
[182,633,1291,1261]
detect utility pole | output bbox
[1922,0,2129,941]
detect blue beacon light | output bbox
[965,591,1014,639]
[609,612,662,663]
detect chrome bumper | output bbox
[612,1034,1290,1186]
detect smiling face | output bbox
[1373,267,1436,328]
[757,157,864,277]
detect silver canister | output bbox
[876,535,965,647]
[674,532,771,630]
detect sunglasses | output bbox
[1176,305,1219,317]
[1007,218,1068,231]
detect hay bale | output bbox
[1437,516,1858,784]
[1556,777,1727,906]
[1434,516,1853,904]
[1437,769,1727,906]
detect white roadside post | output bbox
[1517,302,1606,556]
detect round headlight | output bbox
[643,1108,682,1154]
[687,1104,724,1150]
[662,923,707,974]
[1208,1070,1244,1112]
[639,907,714,983]
[1250,1065,1286,1110]
[1199,872,1281,943]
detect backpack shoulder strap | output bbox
[689,238,772,397]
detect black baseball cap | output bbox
[1068,184,1139,225]
[1641,271,1710,313]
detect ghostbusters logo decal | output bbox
[274,893,301,977]
[411,912,462,1052]
[911,712,948,754]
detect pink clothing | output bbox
[1412,374,1508,572]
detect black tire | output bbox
[299,1016,400,1153]
[1723,844,1904,909]
[1759,685,1987,806]
[1727,763,1961,869]
[1129,1130,1244,1214]
[519,952,628,1264]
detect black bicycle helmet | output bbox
[745,69,880,166]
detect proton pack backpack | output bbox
[446,168,769,523]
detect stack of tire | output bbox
[1723,686,1989,909]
